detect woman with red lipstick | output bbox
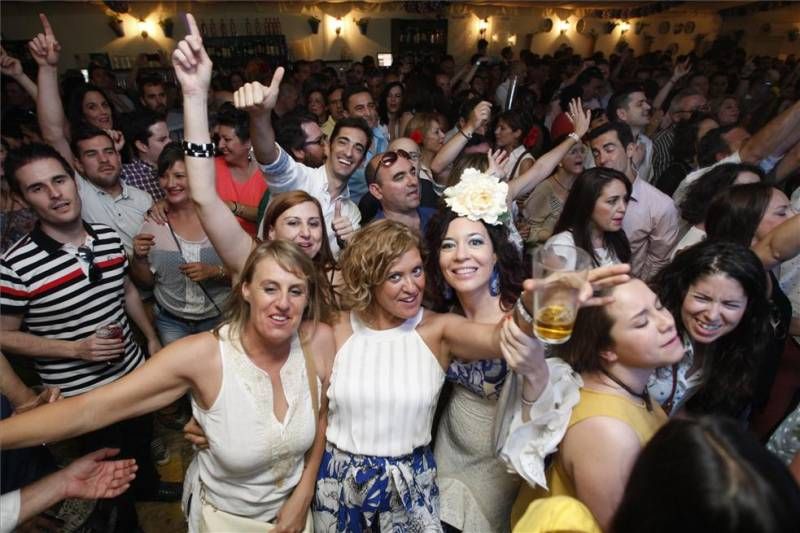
[130,143,229,345]
[648,240,771,418]
[547,167,632,267]
[510,278,685,531]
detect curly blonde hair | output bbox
[337,220,425,312]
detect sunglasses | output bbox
[76,245,102,283]
[369,149,410,184]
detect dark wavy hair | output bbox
[552,167,632,266]
[671,111,716,164]
[67,84,119,133]
[377,81,404,126]
[680,163,765,225]
[650,240,770,416]
[705,182,773,245]
[611,416,800,533]
[424,206,524,312]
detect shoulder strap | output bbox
[299,332,319,422]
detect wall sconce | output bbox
[159,17,174,38]
[507,34,517,46]
[138,18,149,39]
[619,21,631,35]
[356,18,369,36]
[478,18,489,37]
[559,20,570,34]
[307,17,320,34]
[334,17,343,36]
[107,16,124,37]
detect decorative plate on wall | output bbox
[658,21,670,34]
[684,21,695,34]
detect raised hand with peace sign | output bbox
[171,14,212,97]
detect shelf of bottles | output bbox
[391,19,448,64]
[198,17,288,70]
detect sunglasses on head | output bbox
[370,150,410,183]
[76,245,102,283]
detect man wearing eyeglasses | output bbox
[365,149,436,234]
[275,110,327,168]
[235,71,370,256]
[0,144,176,521]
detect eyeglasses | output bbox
[76,246,102,283]
[303,133,327,147]
[369,149,410,184]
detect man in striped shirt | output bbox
[0,144,176,524]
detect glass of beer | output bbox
[531,244,592,344]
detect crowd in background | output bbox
[1,10,800,533]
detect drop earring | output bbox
[489,266,500,297]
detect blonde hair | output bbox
[337,220,424,312]
[403,112,439,142]
[216,240,334,342]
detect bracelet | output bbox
[520,394,537,407]
[182,141,216,158]
[515,297,533,325]
[568,132,581,144]
[457,128,473,141]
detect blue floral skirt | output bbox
[313,443,442,532]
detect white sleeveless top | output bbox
[326,309,445,457]
[187,325,317,524]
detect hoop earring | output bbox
[489,266,500,297]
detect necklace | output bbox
[552,175,570,191]
[600,367,653,411]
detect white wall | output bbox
[1,1,797,72]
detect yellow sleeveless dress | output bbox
[510,387,667,528]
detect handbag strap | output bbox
[166,222,223,315]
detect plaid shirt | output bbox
[121,159,165,202]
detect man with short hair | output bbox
[342,85,390,203]
[89,63,135,114]
[365,150,435,233]
[235,73,370,255]
[651,88,708,181]
[121,110,171,200]
[608,84,654,182]
[137,74,184,140]
[588,122,680,281]
[365,68,385,102]
[321,85,344,138]
[0,143,175,525]
[275,110,327,168]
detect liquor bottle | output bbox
[245,17,251,36]
[199,18,207,35]
[230,18,237,37]
[264,17,271,35]
[254,17,262,35]
[220,18,227,37]
[209,19,217,37]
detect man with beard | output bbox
[137,74,184,140]
[341,85,390,203]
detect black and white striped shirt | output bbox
[1,222,144,396]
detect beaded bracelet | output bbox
[515,297,533,325]
[182,141,216,158]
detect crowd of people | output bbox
[1,9,800,533]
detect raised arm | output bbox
[234,70,284,165]
[0,333,211,450]
[172,14,255,278]
[29,13,72,162]
[430,100,492,178]
[652,58,690,113]
[740,98,800,164]
[0,47,38,100]
[507,98,590,200]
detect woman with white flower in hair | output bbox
[423,172,527,532]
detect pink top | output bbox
[214,157,268,236]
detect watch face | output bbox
[684,21,695,34]
[659,21,670,34]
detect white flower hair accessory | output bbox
[444,168,510,226]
